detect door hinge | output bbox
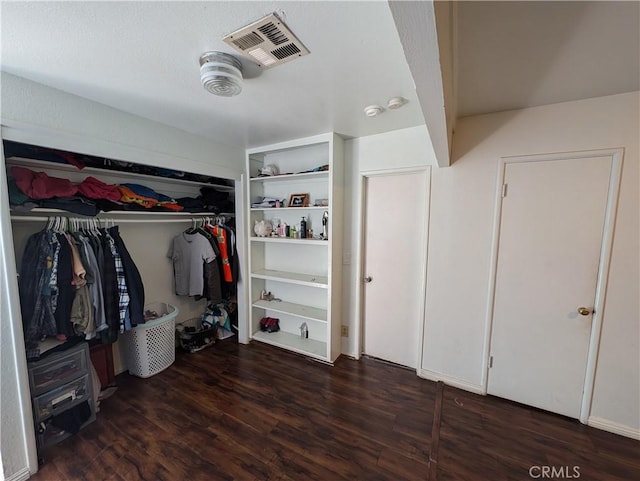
[501,184,508,198]
[489,355,494,368]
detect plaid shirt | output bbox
[106,231,130,333]
[47,232,61,311]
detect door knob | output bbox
[363,276,373,283]
[578,307,593,316]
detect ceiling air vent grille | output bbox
[272,43,301,60]
[232,32,263,51]
[257,22,289,45]
[223,13,309,69]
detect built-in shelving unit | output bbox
[246,133,344,363]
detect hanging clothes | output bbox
[18,218,145,358]
[53,235,75,339]
[210,225,232,282]
[76,233,107,333]
[19,231,58,352]
[197,223,222,303]
[204,220,238,300]
[167,231,216,296]
[108,226,145,328]
[98,229,120,345]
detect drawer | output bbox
[33,374,90,421]
[29,348,87,395]
[36,405,96,449]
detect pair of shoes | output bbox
[259,317,280,333]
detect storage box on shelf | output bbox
[246,133,343,363]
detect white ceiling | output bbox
[1,1,426,150]
[1,1,638,152]
[456,1,640,118]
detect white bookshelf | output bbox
[245,133,344,363]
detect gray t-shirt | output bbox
[168,232,216,296]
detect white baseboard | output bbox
[340,348,359,360]
[588,416,640,440]
[5,467,31,481]
[418,368,485,395]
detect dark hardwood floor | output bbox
[31,340,640,481]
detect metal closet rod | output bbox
[9,216,229,224]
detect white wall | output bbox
[0,73,245,478]
[342,125,436,356]
[1,72,244,179]
[422,92,639,434]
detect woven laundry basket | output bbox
[121,302,179,378]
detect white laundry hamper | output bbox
[121,302,179,378]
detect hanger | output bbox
[185,218,196,234]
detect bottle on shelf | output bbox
[300,216,307,239]
[322,211,329,240]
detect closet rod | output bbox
[10,216,195,224]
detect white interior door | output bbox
[362,171,427,368]
[488,155,612,418]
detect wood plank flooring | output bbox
[30,340,639,481]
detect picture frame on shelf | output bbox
[288,193,310,207]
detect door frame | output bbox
[482,148,623,423]
[354,167,431,371]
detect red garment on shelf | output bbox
[11,166,78,199]
[77,176,121,202]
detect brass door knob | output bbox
[578,307,592,316]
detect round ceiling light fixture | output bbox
[387,96,407,110]
[364,105,384,117]
[199,51,243,97]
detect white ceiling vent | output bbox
[223,13,309,69]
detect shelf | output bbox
[250,206,329,212]
[250,237,328,245]
[249,171,329,183]
[252,299,327,323]
[252,330,327,360]
[251,269,328,288]
[7,157,234,191]
[10,208,233,217]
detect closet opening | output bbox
[3,139,241,459]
